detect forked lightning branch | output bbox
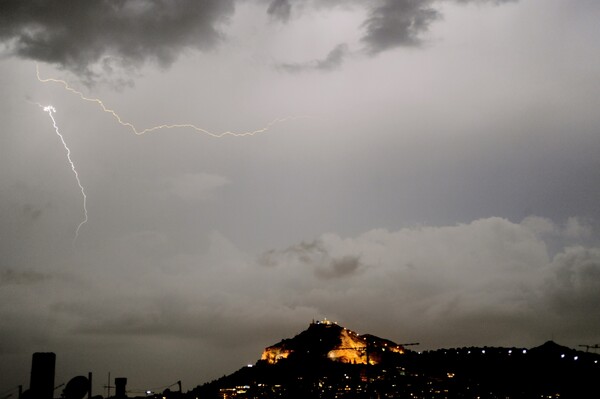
[36,64,299,138]
[41,105,88,241]
[34,64,302,241]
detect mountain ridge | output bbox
[189,320,600,399]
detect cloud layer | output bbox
[3,217,597,356]
[270,0,516,71]
[361,0,440,53]
[0,0,235,76]
[258,217,600,346]
[0,0,516,76]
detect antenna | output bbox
[104,372,112,398]
[578,344,600,353]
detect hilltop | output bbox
[260,319,405,365]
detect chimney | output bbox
[30,352,56,399]
[88,372,92,399]
[114,378,127,399]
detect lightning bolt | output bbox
[40,104,88,241]
[36,63,300,137]
[33,64,305,241]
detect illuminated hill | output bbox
[261,319,404,365]
[190,322,600,399]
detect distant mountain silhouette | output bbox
[190,321,600,399]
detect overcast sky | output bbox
[1,0,600,395]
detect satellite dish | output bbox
[63,376,89,399]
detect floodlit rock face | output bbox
[260,345,292,364]
[327,327,368,364]
[260,319,404,365]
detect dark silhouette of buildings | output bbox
[13,322,600,399]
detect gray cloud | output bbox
[546,246,600,315]
[267,0,293,22]
[361,0,440,54]
[57,295,315,350]
[0,0,518,78]
[0,269,51,286]
[286,240,329,263]
[21,204,42,221]
[257,217,600,346]
[278,43,349,73]
[453,0,517,4]
[315,256,362,280]
[0,0,235,77]
[272,0,517,72]
[260,238,363,279]
[160,172,230,202]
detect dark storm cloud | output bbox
[361,0,440,54]
[364,0,519,53]
[0,0,235,76]
[273,0,517,72]
[267,0,293,22]
[278,43,349,73]
[0,0,519,77]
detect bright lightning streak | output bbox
[41,104,89,241]
[34,64,304,241]
[36,64,299,137]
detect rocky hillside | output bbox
[260,319,405,365]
